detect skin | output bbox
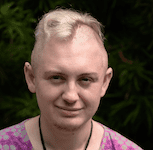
[24,25,113,150]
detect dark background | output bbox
[0,0,153,149]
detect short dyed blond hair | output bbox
[31,8,105,72]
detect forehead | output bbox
[38,25,107,74]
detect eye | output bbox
[81,78,91,82]
[52,76,62,80]
[79,77,93,85]
[50,75,65,84]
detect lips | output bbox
[57,106,82,111]
[55,106,83,117]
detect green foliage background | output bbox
[0,0,153,149]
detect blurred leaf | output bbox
[0,2,14,15]
[0,93,40,118]
[134,77,140,91]
[119,69,128,87]
[138,72,153,84]
[110,98,134,117]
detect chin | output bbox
[53,118,87,132]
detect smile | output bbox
[56,106,82,111]
[56,106,82,117]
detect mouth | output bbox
[56,106,83,117]
[57,106,82,111]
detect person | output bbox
[0,8,143,150]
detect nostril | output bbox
[64,100,76,106]
[63,98,77,104]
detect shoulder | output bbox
[97,123,143,150]
[0,119,33,150]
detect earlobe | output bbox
[24,62,36,93]
[100,67,113,97]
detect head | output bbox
[31,8,105,74]
[24,8,113,131]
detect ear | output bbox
[100,67,113,97]
[24,62,36,93]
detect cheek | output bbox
[82,85,102,109]
[82,93,101,119]
[35,80,62,104]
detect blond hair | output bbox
[31,8,105,72]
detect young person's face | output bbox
[27,25,112,131]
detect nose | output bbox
[62,81,79,104]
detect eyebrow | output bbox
[79,73,98,76]
[43,70,98,77]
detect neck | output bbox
[40,115,92,150]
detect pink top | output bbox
[0,119,143,150]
